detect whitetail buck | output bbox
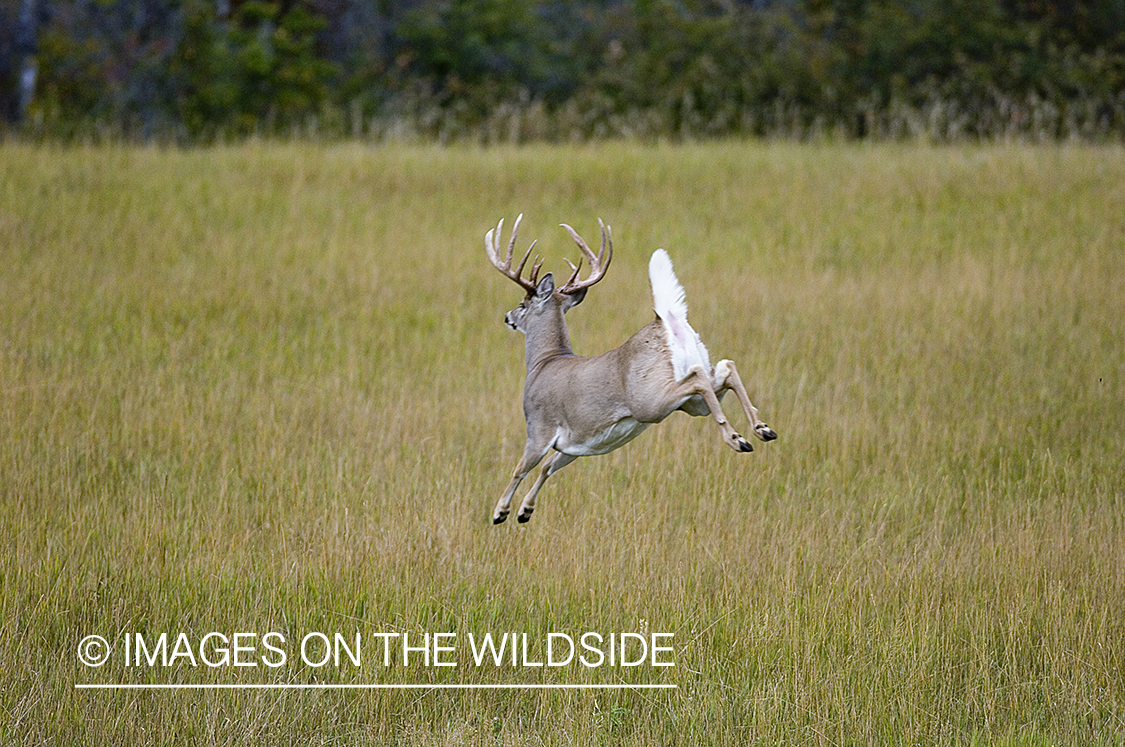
[486,215,777,524]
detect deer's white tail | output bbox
[649,249,711,380]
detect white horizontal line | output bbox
[76,683,678,690]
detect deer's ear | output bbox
[535,273,555,298]
[561,286,587,311]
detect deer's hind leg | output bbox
[713,360,777,442]
[674,365,755,453]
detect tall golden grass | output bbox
[1,142,1122,744]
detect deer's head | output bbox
[485,215,612,337]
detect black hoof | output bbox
[493,513,508,525]
[755,424,778,442]
[733,435,753,452]
[517,512,532,523]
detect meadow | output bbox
[1,141,1123,745]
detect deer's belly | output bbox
[557,417,651,456]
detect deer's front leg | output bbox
[714,360,777,442]
[494,443,550,524]
[680,365,754,453]
[517,451,577,524]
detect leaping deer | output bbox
[486,215,777,524]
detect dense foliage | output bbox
[3,0,1125,141]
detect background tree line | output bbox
[2,0,1124,142]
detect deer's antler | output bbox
[485,214,542,294]
[557,219,612,294]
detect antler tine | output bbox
[562,257,583,288]
[597,218,611,266]
[484,218,503,266]
[505,213,523,264]
[557,219,613,293]
[485,213,540,293]
[559,223,595,265]
[528,256,544,287]
[513,238,537,279]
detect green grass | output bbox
[2,142,1123,745]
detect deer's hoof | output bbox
[517,509,533,523]
[755,424,777,442]
[493,510,509,525]
[731,434,754,452]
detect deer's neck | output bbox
[525,314,574,374]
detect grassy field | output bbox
[2,141,1123,745]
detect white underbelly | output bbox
[557,417,651,456]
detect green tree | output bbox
[172,0,337,137]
